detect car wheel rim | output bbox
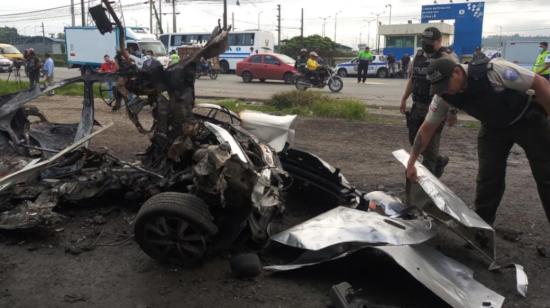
[143,215,207,263]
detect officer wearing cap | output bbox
[399,26,458,177]
[406,57,550,225]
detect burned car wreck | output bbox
[0,2,529,307]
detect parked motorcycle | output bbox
[195,61,219,80]
[294,66,344,93]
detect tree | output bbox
[279,35,352,63]
[0,27,20,44]
[56,32,65,40]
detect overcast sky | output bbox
[2,0,549,48]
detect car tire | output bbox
[230,253,262,278]
[241,71,253,83]
[219,60,230,74]
[337,68,347,78]
[259,78,266,82]
[134,192,218,266]
[376,68,389,78]
[283,72,294,84]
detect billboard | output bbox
[421,2,484,55]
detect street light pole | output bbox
[334,11,341,43]
[257,11,263,30]
[385,4,392,24]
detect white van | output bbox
[65,26,169,73]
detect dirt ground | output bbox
[1,95,549,308]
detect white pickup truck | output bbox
[65,26,169,74]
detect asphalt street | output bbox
[0,67,407,108]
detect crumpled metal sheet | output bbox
[0,123,113,192]
[270,206,436,251]
[489,263,529,298]
[204,122,248,163]
[239,110,297,152]
[265,243,505,308]
[393,149,492,230]
[377,244,505,308]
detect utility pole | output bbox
[300,8,304,47]
[172,0,176,33]
[257,11,262,30]
[232,12,235,30]
[276,4,281,49]
[159,0,162,32]
[149,0,153,33]
[81,0,85,26]
[41,22,46,55]
[70,0,75,26]
[223,0,228,30]
[321,17,328,37]
[385,4,392,24]
[334,11,341,43]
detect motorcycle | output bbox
[294,66,344,93]
[195,61,219,80]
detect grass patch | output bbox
[0,79,101,97]
[269,90,367,120]
[215,91,367,121]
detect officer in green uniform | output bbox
[406,57,550,225]
[532,41,550,80]
[400,27,457,177]
[357,46,373,83]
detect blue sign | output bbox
[421,2,484,56]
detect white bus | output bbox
[159,30,275,73]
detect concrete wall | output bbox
[379,22,454,36]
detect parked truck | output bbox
[502,41,540,71]
[65,26,169,74]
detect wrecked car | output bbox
[0,1,529,307]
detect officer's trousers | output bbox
[475,109,550,224]
[357,61,369,83]
[406,102,444,175]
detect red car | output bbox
[236,53,297,84]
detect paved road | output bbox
[0,67,407,108]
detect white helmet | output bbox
[309,51,318,57]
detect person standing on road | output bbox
[400,53,411,78]
[42,53,54,96]
[387,53,397,77]
[399,27,458,177]
[169,50,180,66]
[25,48,41,89]
[357,46,373,83]
[406,57,550,225]
[98,54,118,100]
[532,41,550,81]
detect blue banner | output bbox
[421,2,484,56]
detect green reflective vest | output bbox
[358,50,373,61]
[532,50,549,75]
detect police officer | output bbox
[400,27,457,177]
[406,57,550,225]
[532,41,550,80]
[357,46,373,83]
